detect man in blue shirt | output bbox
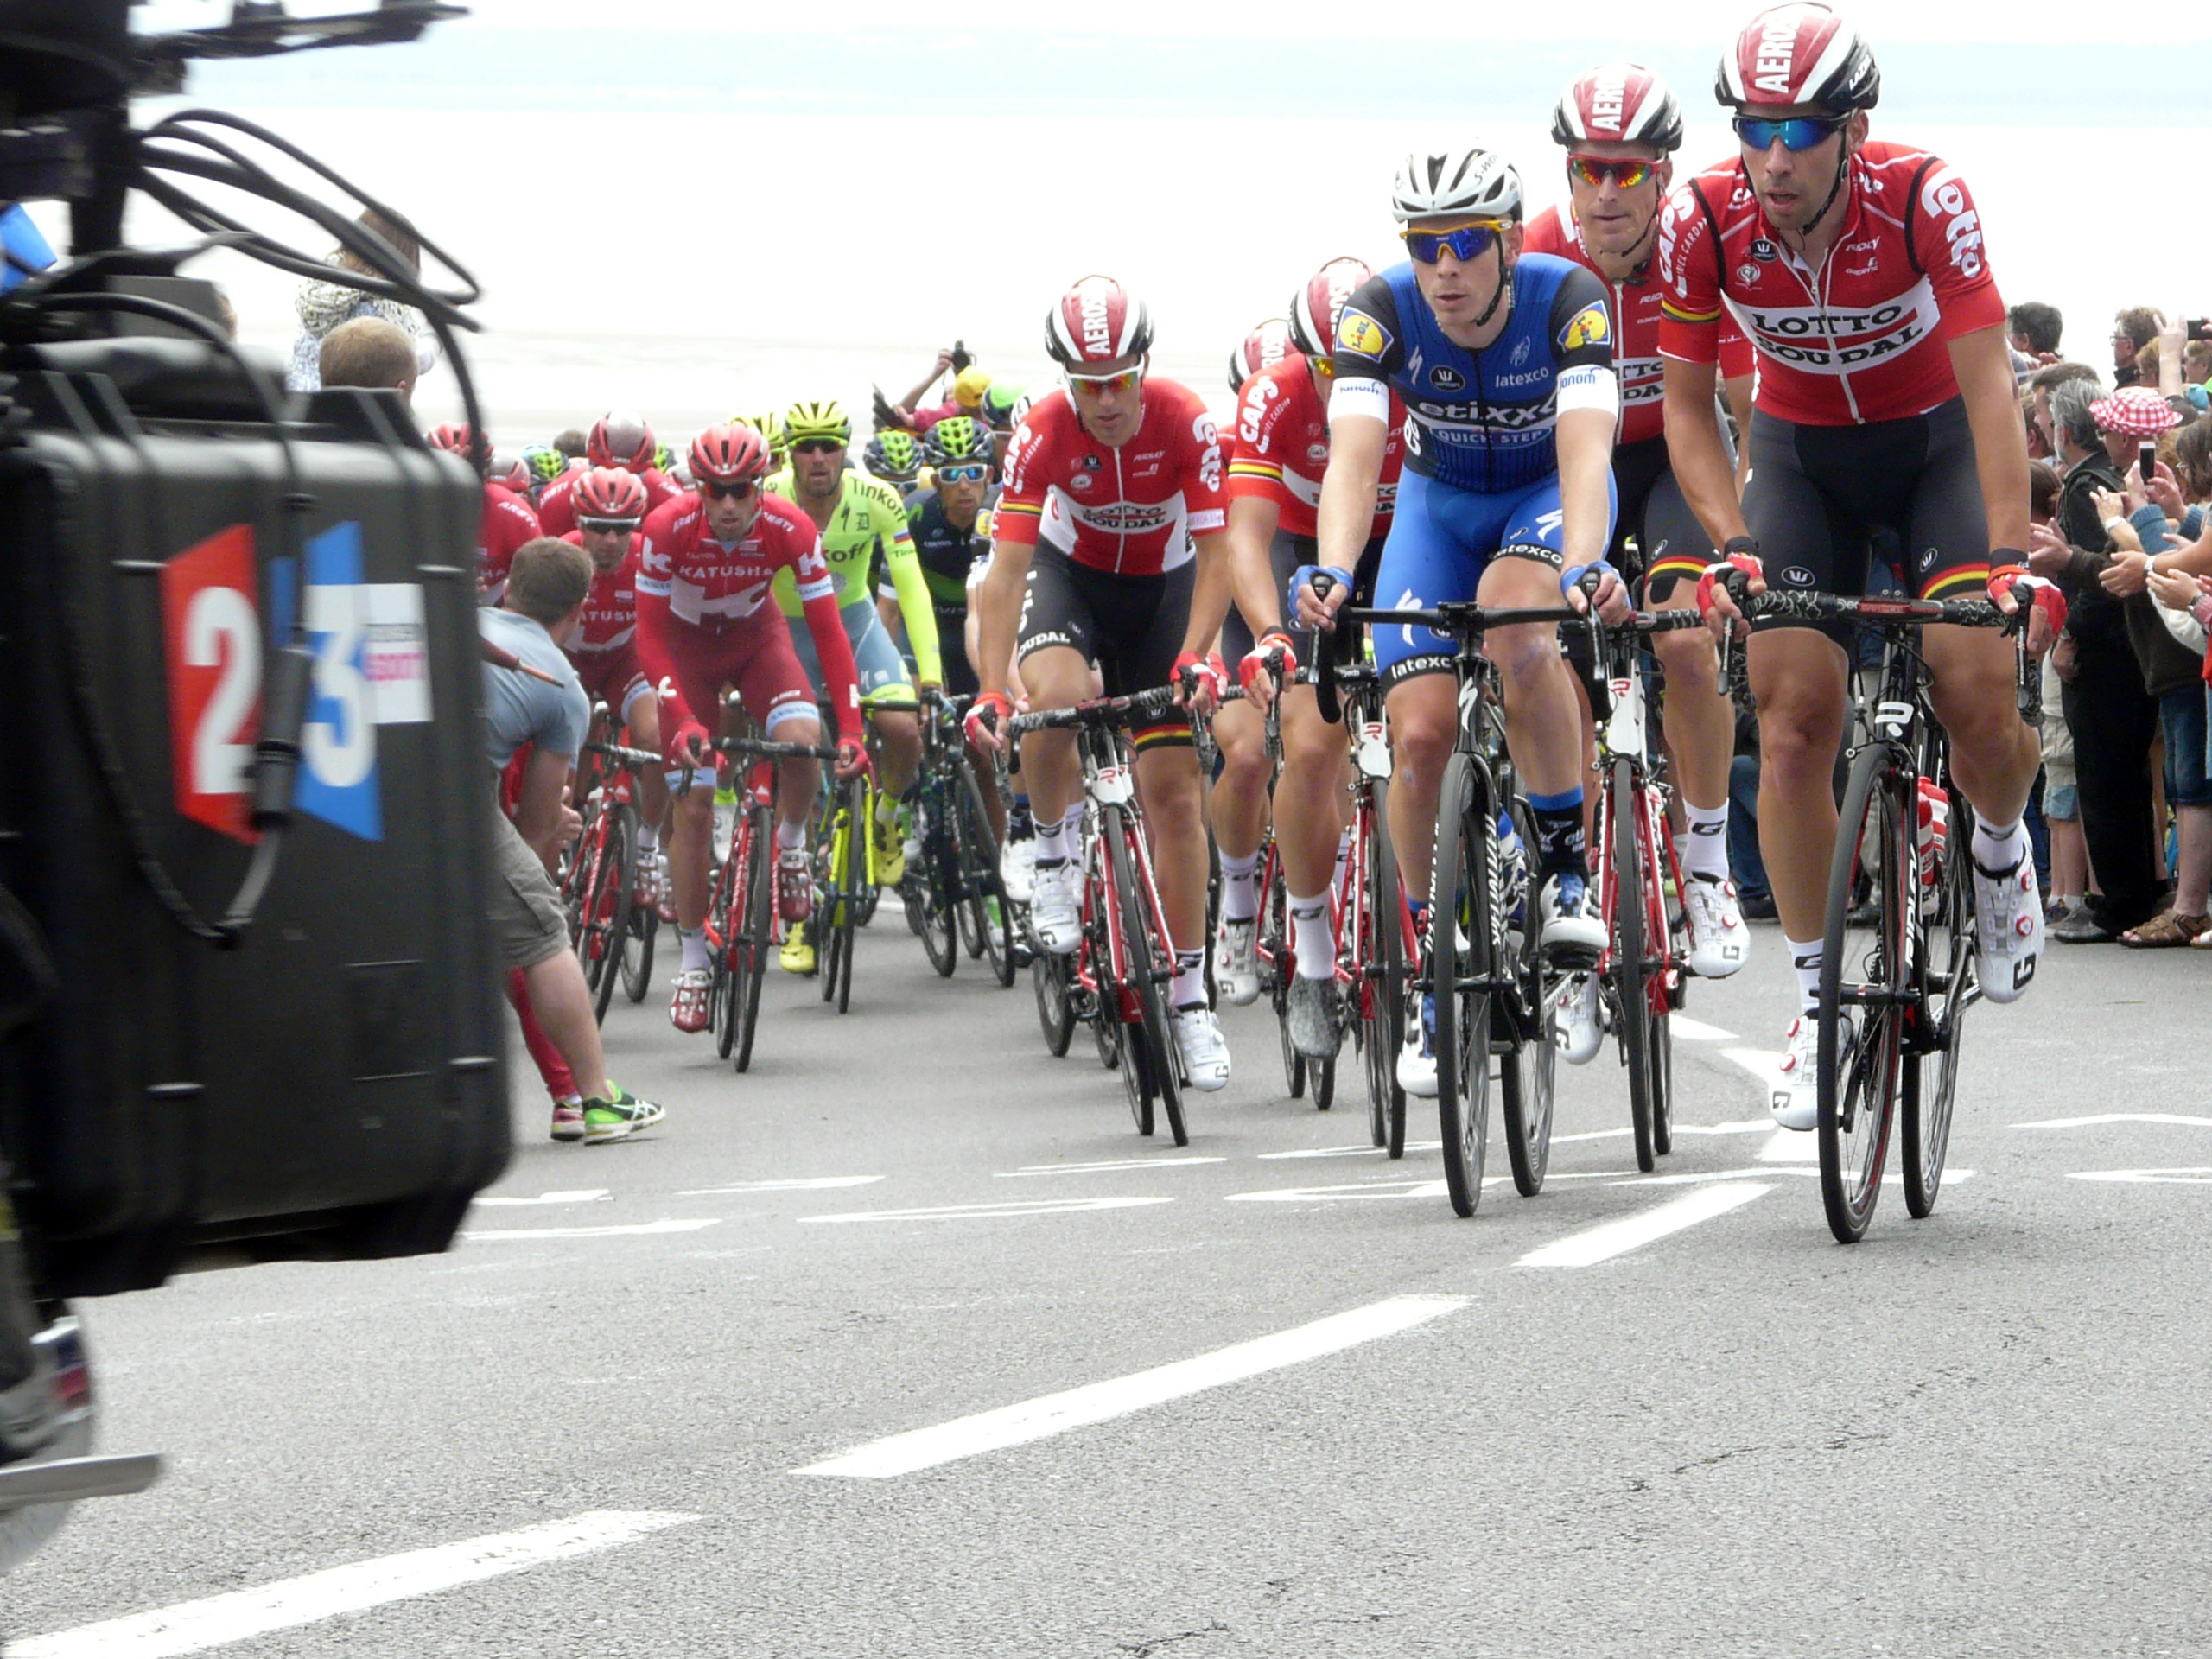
[1294,146,1628,1093]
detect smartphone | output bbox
[2141,441,2159,484]
[2187,318,2209,343]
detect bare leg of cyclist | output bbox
[1652,586,1750,977]
[1138,737,1232,1089]
[1275,687,1355,1057]
[1209,697,1269,1004]
[870,709,921,798]
[1013,645,1090,952]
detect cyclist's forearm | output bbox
[976,540,1030,695]
[886,549,943,683]
[1315,413,1384,575]
[1555,407,1616,573]
[1664,359,1749,550]
[1181,532,1233,659]
[1226,496,1285,638]
[1951,327,2031,551]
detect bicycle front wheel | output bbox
[733,806,773,1073]
[1264,856,1306,1102]
[822,780,860,1014]
[1431,752,1495,1219]
[1033,950,1077,1056]
[1109,804,1186,1147]
[1904,785,1974,1217]
[1610,758,1660,1174]
[583,810,632,1025]
[1364,782,1408,1158]
[1818,746,1910,1243]
[620,816,657,1005]
[955,760,1015,988]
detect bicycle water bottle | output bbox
[1915,778,1948,912]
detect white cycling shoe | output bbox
[1173,1005,1231,1092]
[1001,833,1038,906]
[1030,860,1082,955]
[1396,997,1439,1098]
[1681,873,1750,978]
[1216,914,1261,1007]
[1770,1013,1829,1131]
[1553,973,1604,1065]
[1972,852,2043,1004]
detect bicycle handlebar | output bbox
[1007,683,1185,737]
[580,740,662,770]
[1741,590,2010,631]
[711,737,839,762]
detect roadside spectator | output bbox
[289,207,438,393]
[2112,306,2164,388]
[2010,301,2063,359]
[316,315,416,400]
[2031,371,2164,943]
[2030,461,2088,919]
[887,347,991,433]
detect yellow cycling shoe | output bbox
[870,835,906,887]
[779,922,816,976]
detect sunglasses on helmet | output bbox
[1732,113,1848,152]
[700,479,760,502]
[1400,219,1510,264]
[1567,156,1656,189]
[935,461,989,484]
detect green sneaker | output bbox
[583,1084,664,1144]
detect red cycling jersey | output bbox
[556,529,652,714]
[1226,356,1405,538]
[536,465,682,540]
[632,492,861,741]
[1656,139,2007,427]
[994,378,1227,577]
[478,483,542,604]
[1523,205,1755,446]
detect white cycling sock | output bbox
[679,926,710,974]
[1970,815,2027,872]
[1035,813,1071,865]
[1289,889,1334,980]
[1785,932,1823,1014]
[635,822,658,852]
[775,816,805,852]
[1220,851,1260,923]
[1681,801,1729,881]
[1173,950,1206,1009]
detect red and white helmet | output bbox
[1718,3,1880,115]
[573,465,649,524]
[588,411,656,471]
[1044,275,1154,370]
[1286,257,1375,359]
[488,450,531,495]
[426,423,480,455]
[688,423,771,487]
[1229,318,1296,395]
[1553,64,1683,153]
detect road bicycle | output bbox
[905,688,1015,987]
[809,698,921,1014]
[562,712,660,1026]
[702,733,836,1071]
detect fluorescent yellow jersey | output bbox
[769,468,942,684]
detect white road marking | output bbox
[1516,1184,1773,1268]
[2069,1167,2212,1185]
[1621,1166,1818,1185]
[677,1176,883,1195]
[1551,1128,1632,1143]
[799,1197,1171,1224]
[2014,1114,2212,1131]
[1669,1015,1738,1042]
[996,1157,1224,1177]
[1225,1179,1450,1204]
[1671,1119,1780,1136]
[1255,1141,1440,1160]
[471,1190,610,1207]
[1723,1046,1787,1089]
[462,1219,718,1241]
[14,1510,702,1659]
[797,1294,1467,1478]
[1756,1128,1819,1164]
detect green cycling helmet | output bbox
[864,429,924,484]
[522,443,566,486]
[730,410,788,468]
[652,441,675,474]
[979,381,1025,430]
[923,416,991,468]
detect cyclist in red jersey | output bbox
[429,423,543,602]
[1215,259,1408,1047]
[558,466,673,912]
[538,412,682,539]
[1525,64,1758,1013]
[633,423,871,1035]
[967,275,1236,1091]
[1659,3,2050,1128]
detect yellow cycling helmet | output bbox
[729,410,789,467]
[782,398,851,448]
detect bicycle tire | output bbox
[733,805,773,1073]
[1497,791,1554,1195]
[1818,746,1910,1243]
[1903,784,1972,1218]
[579,809,629,1025]
[1033,950,1077,1057]
[711,835,741,1062]
[955,761,1015,987]
[1264,861,1306,1101]
[1612,758,1659,1174]
[1109,803,1186,1147]
[1431,752,1494,1219]
[1365,783,1408,1159]
[832,779,861,1014]
[620,814,657,1005]
[916,782,959,977]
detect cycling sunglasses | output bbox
[1400,219,1509,264]
[576,517,640,534]
[791,438,845,455]
[1567,156,1656,189]
[699,479,759,502]
[1068,367,1143,397]
[1732,113,1849,151]
[935,462,989,484]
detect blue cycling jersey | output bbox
[1331,252,1616,496]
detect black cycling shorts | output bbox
[1219,529,1387,670]
[1742,395,1989,646]
[1018,544,1194,749]
[1608,434,1718,605]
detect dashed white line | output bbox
[462,1219,718,1242]
[799,1197,1172,1224]
[1669,1015,1739,1042]
[995,1157,1224,1177]
[1516,1184,1773,1268]
[2015,1114,2212,1131]
[677,1176,883,1195]
[1225,1179,1450,1204]
[471,1190,610,1207]
[2068,1167,2212,1185]
[1256,1141,1443,1160]
[796,1294,1468,1478]
[1756,1128,1819,1165]
[14,1510,702,1659]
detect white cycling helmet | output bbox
[1390,148,1522,225]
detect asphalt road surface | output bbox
[10,910,2209,1656]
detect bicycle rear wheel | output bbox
[1432,752,1494,1219]
[620,824,657,1005]
[1818,747,1910,1243]
[955,761,1015,988]
[1109,804,1186,1147]
[1264,860,1306,1101]
[582,809,631,1025]
[1363,784,1408,1158]
[733,805,773,1073]
[822,781,859,1014]
[1903,785,1973,1218]
[710,837,741,1061]
[1033,950,1077,1056]
[916,785,958,977]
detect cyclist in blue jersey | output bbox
[1296,146,1629,1095]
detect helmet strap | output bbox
[1467,238,1512,333]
